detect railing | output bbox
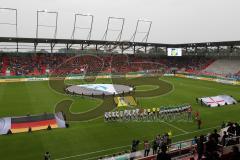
[90,131,240,159]
[101,138,197,160]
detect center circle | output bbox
[66,84,133,96]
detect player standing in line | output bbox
[142,109,147,121]
[140,108,145,121]
[116,110,119,121]
[119,110,124,121]
[147,108,151,121]
[124,109,128,121]
[152,107,156,120]
[112,111,116,121]
[176,107,181,120]
[187,106,192,121]
[128,109,132,121]
[136,108,140,121]
[171,108,176,121]
[132,109,136,121]
[104,112,109,122]
[108,111,112,121]
[182,106,187,120]
[156,108,160,120]
[165,108,170,121]
[160,108,165,121]
[173,108,177,120]
[44,152,51,160]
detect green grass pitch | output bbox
[0,76,239,160]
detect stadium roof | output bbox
[1,37,240,48]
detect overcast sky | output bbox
[0,0,240,44]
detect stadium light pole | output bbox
[131,19,152,43]
[102,16,125,41]
[0,7,18,37]
[36,9,58,39]
[71,13,94,40]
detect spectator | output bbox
[152,138,158,155]
[221,131,228,146]
[227,123,235,137]
[211,129,220,144]
[131,140,139,152]
[130,140,139,160]
[205,135,218,158]
[144,140,150,157]
[235,123,240,144]
[162,133,169,145]
[192,136,198,145]
[197,135,204,160]
[156,144,171,160]
[44,152,51,160]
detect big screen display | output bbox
[167,48,182,56]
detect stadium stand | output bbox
[0,53,215,76]
[203,58,240,76]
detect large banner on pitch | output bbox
[0,113,66,135]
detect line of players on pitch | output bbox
[104,105,192,122]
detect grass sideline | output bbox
[0,76,239,160]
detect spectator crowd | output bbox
[0,53,214,77]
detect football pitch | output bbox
[0,76,239,160]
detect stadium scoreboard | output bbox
[167,48,182,56]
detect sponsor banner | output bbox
[175,74,185,78]
[126,74,142,78]
[163,74,174,76]
[66,76,84,80]
[0,79,6,83]
[27,77,49,81]
[175,74,240,85]
[185,75,199,79]
[216,79,238,85]
[0,73,239,85]
[96,75,111,79]
[0,78,27,83]
[199,77,214,81]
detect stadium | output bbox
[0,1,240,160]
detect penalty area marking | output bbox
[54,125,219,160]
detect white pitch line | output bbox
[54,144,131,160]
[54,125,219,160]
[162,121,189,134]
[172,125,219,138]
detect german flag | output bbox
[10,114,58,134]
